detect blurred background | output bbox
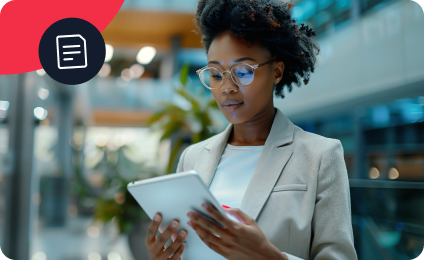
[1,0,424,259]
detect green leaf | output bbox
[180,61,190,87]
[192,132,200,144]
[160,121,183,142]
[175,88,201,111]
[208,98,219,109]
[166,137,184,174]
[147,110,167,126]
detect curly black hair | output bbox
[194,0,320,98]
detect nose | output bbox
[220,71,239,94]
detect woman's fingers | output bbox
[145,213,188,260]
[161,229,188,259]
[187,211,229,238]
[190,220,222,245]
[200,203,233,229]
[190,220,226,256]
[152,219,180,254]
[145,213,161,244]
[224,208,251,225]
[169,242,186,260]
[171,232,178,242]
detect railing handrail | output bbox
[349,179,424,189]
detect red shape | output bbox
[221,205,230,209]
[0,0,125,75]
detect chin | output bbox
[221,109,249,125]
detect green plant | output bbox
[69,61,224,240]
[90,146,156,234]
[70,139,157,238]
[147,61,221,174]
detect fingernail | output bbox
[182,243,186,248]
[187,221,192,227]
[171,220,178,228]
[180,230,187,237]
[201,203,208,209]
[221,205,230,209]
[154,214,160,222]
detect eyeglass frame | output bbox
[196,58,277,90]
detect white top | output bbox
[202,143,263,260]
[202,143,299,260]
[209,143,264,222]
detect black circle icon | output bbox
[39,18,105,85]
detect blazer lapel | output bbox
[240,108,295,220]
[193,122,233,186]
[194,108,295,221]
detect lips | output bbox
[222,99,243,106]
[224,102,244,112]
[222,99,244,112]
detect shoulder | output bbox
[292,126,348,189]
[176,131,225,172]
[184,131,223,155]
[292,124,343,157]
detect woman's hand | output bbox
[186,203,288,260]
[145,213,188,260]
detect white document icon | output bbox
[56,34,87,69]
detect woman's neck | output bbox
[228,105,276,146]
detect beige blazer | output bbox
[176,107,358,260]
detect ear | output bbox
[274,60,285,84]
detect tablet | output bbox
[127,170,228,260]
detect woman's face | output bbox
[207,30,284,124]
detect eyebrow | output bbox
[208,57,257,65]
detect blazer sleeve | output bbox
[310,139,358,260]
[176,145,190,173]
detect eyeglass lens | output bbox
[200,63,255,89]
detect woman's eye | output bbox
[235,69,252,77]
[212,74,222,80]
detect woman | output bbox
[145,0,357,259]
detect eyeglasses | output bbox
[196,58,277,90]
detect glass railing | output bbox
[350,179,424,260]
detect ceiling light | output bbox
[36,69,46,76]
[95,134,108,147]
[0,100,9,111]
[136,46,156,64]
[121,68,134,81]
[369,167,379,179]
[87,226,100,238]
[105,44,114,62]
[38,88,49,100]
[33,107,48,120]
[388,167,399,179]
[130,63,145,79]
